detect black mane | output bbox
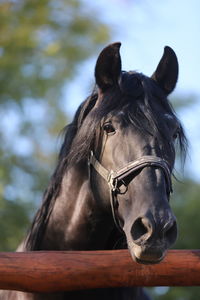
[26,71,187,250]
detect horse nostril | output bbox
[164,220,178,245]
[130,216,177,246]
[131,217,151,242]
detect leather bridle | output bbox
[89,151,173,232]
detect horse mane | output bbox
[25,93,98,250]
[26,72,187,250]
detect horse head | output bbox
[88,43,186,264]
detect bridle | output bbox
[88,76,174,232]
[89,151,173,232]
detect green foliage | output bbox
[0,0,109,102]
[149,286,200,300]
[0,198,34,251]
[0,0,110,250]
[172,179,200,249]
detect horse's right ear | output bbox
[95,42,122,93]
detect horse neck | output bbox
[39,162,113,250]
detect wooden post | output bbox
[0,250,200,293]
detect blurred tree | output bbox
[0,0,110,251]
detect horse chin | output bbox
[128,242,167,265]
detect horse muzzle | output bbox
[124,213,178,264]
[127,241,167,264]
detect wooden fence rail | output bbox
[0,250,200,293]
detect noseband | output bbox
[89,151,172,232]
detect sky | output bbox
[65,0,200,181]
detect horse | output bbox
[0,42,187,299]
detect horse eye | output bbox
[173,129,179,140]
[103,123,116,134]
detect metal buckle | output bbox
[117,180,128,194]
[108,173,118,192]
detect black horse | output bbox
[1,43,187,299]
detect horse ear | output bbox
[151,46,178,95]
[95,42,122,93]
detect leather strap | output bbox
[89,151,172,232]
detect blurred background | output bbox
[0,0,199,299]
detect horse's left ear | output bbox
[95,42,122,93]
[151,46,178,95]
